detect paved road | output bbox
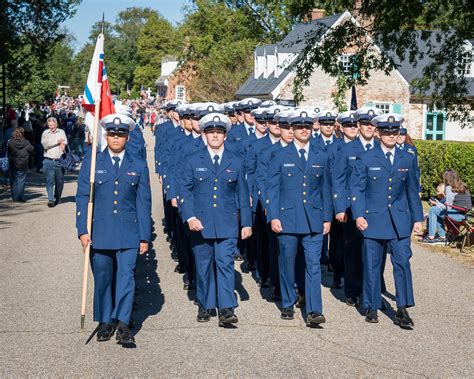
[0,130,472,377]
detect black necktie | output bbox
[366,143,372,150]
[386,151,392,166]
[113,156,120,175]
[248,127,254,135]
[213,154,219,171]
[299,148,306,167]
[325,140,331,145]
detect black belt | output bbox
[44,157,61,162]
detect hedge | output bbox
[414,140,474,198]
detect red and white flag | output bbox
[81,33,115,119]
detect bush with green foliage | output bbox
[414,140,474,197]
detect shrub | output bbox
[414,140,474,198]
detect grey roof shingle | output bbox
[384,32,474,97]
[236,13,343,98]
[235,69,292,98]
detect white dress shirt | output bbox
[381,145,396,164]
[294,141,310,160]
[359,136,375,151]
[208,146,224,165]
[244,122,255,135]
[108,149,125,167]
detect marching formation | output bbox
[75,97,423,347]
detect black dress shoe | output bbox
[218,308,238,326]
[174,264,184,273]
[331,278,342,289]
[365,309,379,323]
[346,297,359,307]
[271,289,282,302]
[234,253,244,261]
[306,312,326,325]
[258,279,270,288]
[97,322,115,342]
[47,201,55,208]
[394,308,414,329]
[247,261,256,271]
[280,307,294,320]
[197,306,211,322]
[116,322,135,347]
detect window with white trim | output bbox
[176,85,185,101]
[457,51,473,77]
[374,102,391,114]
[339,54,353,75]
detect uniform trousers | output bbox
[362,237,414,310]
[191,234,238,310]
[341,220,363,298]
[91,248,138,324]
[278,233,323,313]
[266,224,281,294]
[253,201,269,283]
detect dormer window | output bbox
[339,54,353,75]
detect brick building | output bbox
[236,10,474,141]
[155,56,189,102]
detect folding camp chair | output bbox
[444,205,474,253]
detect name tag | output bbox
[283,163,295,167]
[348,156,356,160]
[196,168,208,172]
[312,164,323,168]
[96,170,106,174]
[225,169,234,173]
[368,167,381,171]
[398,168,409,172]
[126,172,139,176]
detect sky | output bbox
[63,0,189,50]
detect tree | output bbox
[179,0,263,102]
[286,0,473,124]
[134,12,179,89]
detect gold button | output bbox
[214,187,218,190]
[281,207,284,211]
[213,204,217,207]
[389,178,392,182]
[366,210,369,213]
[303,183,307,187]
[316,175,320,177]
[98,181,102,184]
[132,183,135,186]
[334,194,337,198]
[214,179,218,182]
[303,199,307,204]
[115,181,118,185]
[77,211,81,216]
[389,186,392,190]
[304,175,307,178]
[114,191,118,195]
[199,178,203,181]
[303,192,307,195]
[388,204,392,207]
[266,200,270,204]
[388,195,391,199]
[180,199,184,203]
[373,177,376,180]
[228,179,232,182]
[213,195,217,199]
[258,191,261,195]
[288,173,291,176]
[114,200,118,205]
[113,210,117,214]
[166,185,169,188]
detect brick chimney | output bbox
[311,8,326,21]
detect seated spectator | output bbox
[422,170,471,244]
